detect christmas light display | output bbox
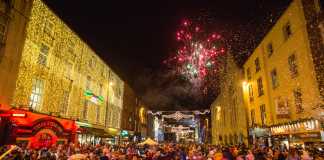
[162,111,194,121]
[165,19,225,87]
[148,109,209,116]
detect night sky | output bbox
[43,0,291,110]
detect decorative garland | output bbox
[161,111,194,121]
[148,109,210,116]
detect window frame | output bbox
[251,109,255,126]
[271,68,279,89]
[283,22,292,41]
[83,100,89,120]
[260,104,266,126]
[257,77,264,96]
[44,20,54,36]
[246,68,251,80]
[288,54,298,78]
[65,61,73,79]
[60,90,70,116]
[255,58,261,72]
[267,42,274,57]
[29,78,44,111]
[248,84,254,102]
[96,105,100,124]
[38,43,50,66]
[86,76,91,90]
[294,88,303,113]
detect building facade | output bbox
[243,0,323,146]
[0,0,32,107]
[211,54,248,145]
[135,101,148,141]
[0,0,124,146]
[121,83,137,141]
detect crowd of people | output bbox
[0,142,323,160]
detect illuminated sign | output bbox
[120,130,128,137]
[0,113,26,117]
[12,113,27,117]
[84,90,104,105]
[32,120,64,136]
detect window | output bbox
[96,105,100,123]
[257,77,264,96]
[294,88,303,113]
[38,44,49,66]
[251,109,255,126]
[99,84,103,96]
[0,14,8,44]
[288,54,298,77]
[246,68,251,80]
[248,84,254,102]
[271,69,279,89]
[44,20,54,35]
[29,78,44,111]
[283,22,292,40]
[101,65,105,77]
[83,100,89,120]
[260,104,266,126]
[65,62,73,79]
[89,56,96,68]
[267,43,274,56]
[255,58,260,72]
[60,90,70,115]
[86,76,91,90]
[68,40,75,53]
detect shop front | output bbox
[76,121,111,145]
[120,130,135,144]
[104,128,120,144]
[1,109,77,148]
[249,127,271,147]
[270,119,323,148]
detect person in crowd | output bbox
[1,141,323,160]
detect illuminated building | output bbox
[210,54,248,145]
[121,83,142,142]
[0,0,32,107]
[242,0,324,146]
[136,104,148,139]
[0,0,124,146]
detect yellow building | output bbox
[211,54,248,145]
[0,0,124,143]
[0,0,32,107]
[243,0,323,145]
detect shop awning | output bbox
[78,127,112,138]
[105,128,120,137]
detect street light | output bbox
[242,81,248,88]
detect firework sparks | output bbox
[166,19,226,88]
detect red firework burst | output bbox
[165,19,226,87]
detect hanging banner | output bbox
[84,90,104,105]
[275,97,290,118]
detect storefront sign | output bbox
[270,119,321,135]
[32,120,64,136]
[295,132,321,139]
